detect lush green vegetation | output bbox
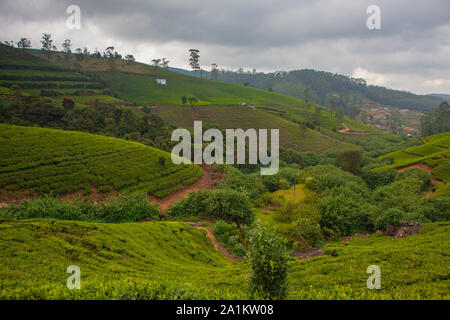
[376,132,450,195]
[213,220,246,257]
[246,220,291,299]
[420,101,450,136]
[0,217,448,299]
[1,193,159,223]
[170,189,254,225]
[202,68,443,111]
[0,124,202,198]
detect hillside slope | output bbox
[0,124,202,200]
[170,67,444,111]
[0,218,448,299]
[0,44,368,153]
[376,132,450,195]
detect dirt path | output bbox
[337,123,370,135]
[194,225,238,261]
[149,165,218,211]
[397,163,444,186]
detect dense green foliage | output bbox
[298,165,449,237]
[420,101,450,136]
[1,193,159,223]
[213,220,246,256]
[0,124,202,198]
[170,189,254,225]
[0,217,448,299]
[246,220,291,299]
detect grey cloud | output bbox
[0,0,449,94]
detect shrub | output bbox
[217,166,266,200]
[360,167,397,189]
[301,165,367,194]
[62,97,75,109]
[318,186,372,236]
[334,150,362,174]
[374,208,404,230]
[170,189,254,225]
[2,193,159,223]
[213,220,246,256]
[246,220,291,300]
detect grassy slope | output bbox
[152,105,358,153]
[0,124,202,198]
[0,218,448,299]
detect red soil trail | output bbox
[149,165,220,211]
[396,163,444,186]
[194,225,238,262]
[337,123,370,135]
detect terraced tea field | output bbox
[0,218,448,299]
[152,105,358,153]
[376,132,450,194]
[0,124,202,199]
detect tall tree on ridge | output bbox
[189,49,200,77]
[17,38,31,54]
[41,33,54,60]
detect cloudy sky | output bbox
[1,0,449,94]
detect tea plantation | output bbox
[0,218,448,299]
[0,124,202,198]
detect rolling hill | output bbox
[0,43,378,153]
[170,67,444,111]
[0,124,202,200]
[0,217,448,299]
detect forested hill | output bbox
[169,68,444,112]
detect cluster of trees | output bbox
[420,101,450,136]
[151,58,169,68]
[0,94,176,152]
[4,34,136,65]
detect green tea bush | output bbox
[246,220,291,300]
[170,189,254,225]
[373,208,404,230]
[2,193,159,223]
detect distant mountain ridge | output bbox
[169,67,444,112]
[428,93,450,102]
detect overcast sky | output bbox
[1,0,449,95]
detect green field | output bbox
[0,124,202,198]
[377,132,450,175]
[152,105,358,153]
[0,218,448,299]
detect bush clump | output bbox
[374,208,404,230]
[170,189,254,225]
[2,193,159,223]
[246,220,291,300]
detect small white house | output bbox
[156,79,166,85]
